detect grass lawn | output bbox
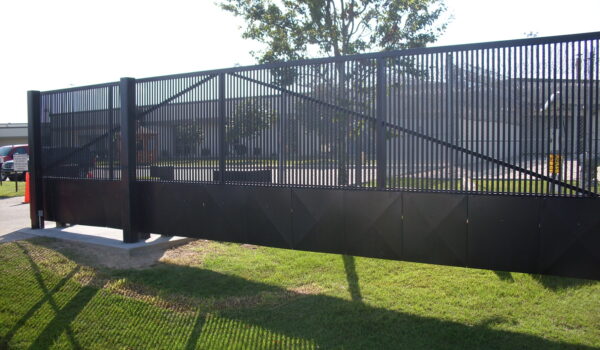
[0,238,599,349]
[475,179,600,195]
[0,181,25,198]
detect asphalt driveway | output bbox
[0,196,35,243]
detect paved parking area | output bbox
[0,196,36,243]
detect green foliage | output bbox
[226,99,278,145]
[219,0,448,184]
[219,0,447,63]
[174,121,204,156]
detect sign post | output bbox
[13,154,29,192]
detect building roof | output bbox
[0,123,27,138]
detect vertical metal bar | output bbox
[119,77,139,243]
[108,86,114,180]
[446,53,454,191]
[27,90,44,229]
[218,73,226,184]
[376,58,387,189]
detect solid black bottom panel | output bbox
[403,193,468,266]
[292,188,345,255]
[344,191,402,260]
[468,195,542,274]
[43,179,122,229]
[137,182,247,243]
[539,197,600,280]
[43,179,600,281]
[245,187,292,249]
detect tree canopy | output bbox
[219,0,448,185]
[219,0,447,63]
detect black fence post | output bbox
[376,58,387,189]
[27,90,44,229]
[218,73,226,184]
[120,77,140,243]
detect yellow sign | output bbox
[548,154,561,174]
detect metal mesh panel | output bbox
[37,33,600,197]
[134,74,219,182]
[40,83,119,180]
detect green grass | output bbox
[377,177,599,195]
[98,158,375,168]
[475,179,600,195]
[0,181,25,198]
[1,238,599,349]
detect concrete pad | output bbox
[18,225,195,268]
[19,225,193,254]
[0,230,36,243]
[2,194,195,268]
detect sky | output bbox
[1,0,599,124]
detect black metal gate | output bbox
[28,32,600,280]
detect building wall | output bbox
[0,136,28,146]
[0,123,28,146]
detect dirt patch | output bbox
[241,244,259,249]
[211,283,324,311]
[290,283,323,295]
[159,239,221,266]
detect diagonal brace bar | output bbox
[230,72,597,197]
[45,75,217,172]
[137,74,217,119]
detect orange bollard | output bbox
[24,172,30,204]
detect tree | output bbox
[220,0,446,62]
[220,0,447,184]
[174,121,204,156]
[226,99,277,155]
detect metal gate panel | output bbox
[539,198,600,280]
[291,188,345,255]
[245,187,293,249]
[136,183,248,243]
[136,182,213,238]
[194,184,248,243]
[43,179,122,229]
[468,196,542,273]
[344,191,403,260]
[403,193,468,266]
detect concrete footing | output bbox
[18,225,195,268]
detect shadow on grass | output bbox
[342,255,362,302]
[492,270,596,291]
[530,273,597,291]
[5,240,596,350]
[494,271,514,282]
[2,243,99,350]
[114,263,596,349]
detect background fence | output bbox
[38,32,600,197]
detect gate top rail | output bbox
[131,31,600,83]
[42,81,118,95]
[40,32,600,91]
